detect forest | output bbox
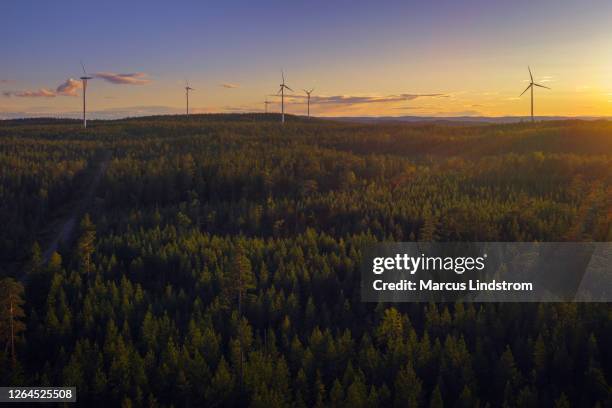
[0,115,610,407]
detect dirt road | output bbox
[41,150,112,265]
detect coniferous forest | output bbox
[0,115,610,407]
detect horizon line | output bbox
[2,112,611,123]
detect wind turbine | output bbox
[264,99,271,114]
[80,62,93,128]
[278,70,293,124]
[185,81,195,116]
[303,88,314,118]
[520,66,550,122]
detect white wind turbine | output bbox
[80,62,93,128]
[303,88,314,118]
[185,81,195,116]
[520,66,550,122]
[278,70,293,124]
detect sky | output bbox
[1,0,612,119]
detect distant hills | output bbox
[327,115,611,125]
[1,112,610,125]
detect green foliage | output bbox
[0,116,610,406]
[0,278,26,366]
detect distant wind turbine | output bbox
[278,70,293,124]
[185,81,195,116]
[264,99,271,114]
[520,66,550,122]
[303,88,314,118]
[80,62,93,128]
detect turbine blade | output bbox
[285,85,293,92]
[519,83,532,96]
[528,66,533,82]
[533,83,550,89]
[281,70,285,83]
[80,61,88,75]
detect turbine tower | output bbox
[80,62,93,128]
[303,88,314,118]
[278,70,293,124]
[264,99,271,114]
[520,66,550,122]
[185,81,195,116]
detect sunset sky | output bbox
[2,0,612,119]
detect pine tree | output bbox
[76,214,96,274]
[346,375,368,408]
[27,241,42,275]
[313,371,326,408]
[229,243,255,316]
[0,278,26,366]
[554,393,570,408]
[48,252,63,273]
[330,379,344,407]
[394,362,421,407]
[429,384,444,408]
[419,209,438,242]
[209,357,234,405]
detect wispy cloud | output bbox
[94,72,151,85]
[3,89,57,98]
[0,80,12,84]
[3,78,82,98]
[221,83,239,89]
[3,71,150,98]
[273,93,447,106]
[539,76,556,83]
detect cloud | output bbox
[2,70,152,99]
[3,78,82,98]
[0,80,12,84]
[94,72,151,85]
[539,76,556,83]
[3,88,57,98]
[274,93,447,106]
[56,78,82,96]
[221,83,239,89]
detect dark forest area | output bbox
[0,115,610,407]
